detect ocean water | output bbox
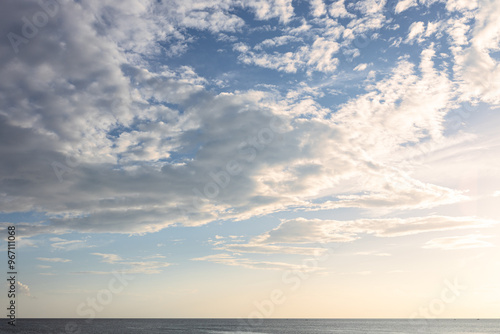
[1,319,498,333]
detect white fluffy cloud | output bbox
[236,36,339,74]
[0,31,468,236]
[354,63,369,71]
[395,0,418,13]
[450,0,500,104]
[445,0,478,12]
[329,0,356,18]
[309,0,327,17]
[73,253,171,274]
[50,237,92,251]
[406,21,426,43]
[243,0,295,23]
[17,281,31,297]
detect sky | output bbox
[0,0,500,320]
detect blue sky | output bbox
[1,0,500,318]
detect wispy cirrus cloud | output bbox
[79,253,172,274]
[329,0,355,18]
[50,237,93,251]
[405,21,426,44]
[191,253,321,271]
[92,253,123,264]
[37,257,71,263]
[37,265,52,269]
[423,234,495,250]
[195,213,498,271]
[206,216,496,270]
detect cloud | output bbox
[218,243,327,256]
[445,0,478,12]
[88,252,171,274]
[307,37,340,72]
[191,253,321,271]
[354,63,369,71]
[236,36,339,74]
[329,0,355,18]
[73,260,171,274]
[425,20,443,37]
[0,223,70,238]
[236,46,304,73]
[143,254,167,259]
[17,281,31,297]
[17,237,38,249]
[455,0,500,104]
[337,46,453,142]
[0,39,467,235]
[37,265,52,269]
[353,0,387,16]
[446,16,471,47]
[173,7,245,33]
[119,261,171,274]
[243,215,496,246]
[254,35,300,50]
[243,0,295,23]
[82,0,254,56]
[92,253,123,264]
[37,257,71,263]
[394,0,418,14]
[346,0,387,36]
[50,238,92,251]
[423,234,495,250]
[405,21,426,44]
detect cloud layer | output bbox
[0,0,499,239]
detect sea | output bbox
[0,319,498,333]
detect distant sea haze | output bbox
[1,318,499,333]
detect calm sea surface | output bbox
[1,319,498,333]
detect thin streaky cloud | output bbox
[36,257,72,263]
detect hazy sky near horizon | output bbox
[0,0,500,319]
